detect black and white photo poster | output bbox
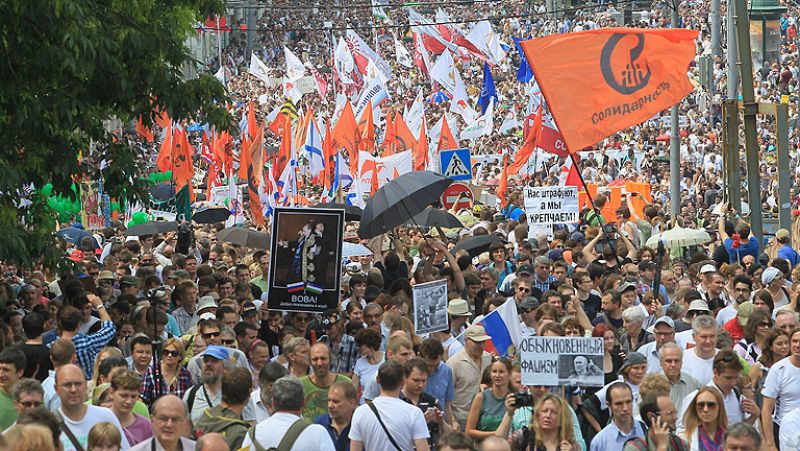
[267,207,345,313]
[413,279,449,334]
[519,336,604,386]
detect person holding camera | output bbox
[494,393,580,451]
[466,357,513,441]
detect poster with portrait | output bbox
[413,279,449,335]
[519,336,604,386]
[267,207,345,313]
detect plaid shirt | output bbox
[319,333,358,374]
[140,365,193,408]
[72,320,116,379]
[533,275,557,293]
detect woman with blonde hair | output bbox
[680,386,728,450]
[4,424,54,451]
[140,337,192,408]
[495,393,579,451]
[88,421,123,451]
[89,347,123,392]
[390,315,421,349]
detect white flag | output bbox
[214,66,225,84]
[334,37,355,85]
[460,99,493,141]
[283,78,303,103]
[430,51,460,96]
[395,39,413,68]
[346,30,393,81]
[248,52,271,84]
[404,89,425,136]
[465,21,507,64]
[284,46,306,82]
[450,70,476,123]
[499,109,521,135]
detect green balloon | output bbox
[132,212,148,224]
[148,173,158,184]
[41,184,53,197]
[111,201,120,212]
[70,201,81,215]
[164,170,173,180]
[58,212,71,223]
[47,197,58,210]
[127,220,137,228]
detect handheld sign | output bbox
[519,336,605,386]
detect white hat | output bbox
[699,264,717,274]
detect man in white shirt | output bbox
[244,361,287,422]
[681,316,719,385]
[518,297,539,337]
[241,376,334,451]
[350,360,430,451]
[56,364,130,451]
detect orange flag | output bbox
[358,101,375,153]
[332,101,359,177]
[156,124,173,173]
[136,117,154,143]
[498,154,509,208]
[437,115,458,151]
[509,105,542,175]
[414,116,429,171]
[518,28,698,151]
[246,127,266,226]
[382,111,396,156]
[273,120,292,181]
[247,101,258,141]
[394,112,418,154]
[172,127,195,188]
[323,121,335,191]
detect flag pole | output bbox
[568,152,622,268]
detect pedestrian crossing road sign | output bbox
[439,148,472,181]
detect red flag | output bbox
[509,105,543,175]
[437,116,458,151]
[519,28,698,151]
[498,154,509,208]
[560,155,582,187]
[156,124,173,173]
[332,101,359,177]
[414,116,429,171]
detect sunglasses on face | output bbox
[221,339,236,346]
[518,287,531,293]
[696,401,718,409]
[163,349,180,357]
[202,331,221,339]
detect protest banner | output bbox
[267,207,344,313]
[413,279,449,334]
[80,180,108,230]
[523,187,579,237]
[518,336,605,386]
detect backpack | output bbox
[247,419,311,451]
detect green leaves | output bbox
[0,0,232,268]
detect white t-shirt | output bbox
[674,330,695,349]
[779,406,800,450]
[349,396,430,451]
[59,405,131,451]
[241,412,334,451]
[353,356,384,404]
[762,357,800,424]
[681,349,718,385]
[716,305,737,327]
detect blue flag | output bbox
[479,63,497,114]
[514,37,533,83]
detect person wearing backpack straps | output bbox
[240,376,334,451]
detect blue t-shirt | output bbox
[778,244,800,268]
[723,236,759,263]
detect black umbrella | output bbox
[450,234,502,257]
[217,227,270,249]
[193,206,231,224]
[124,221,177,237]
[407,207,463,229]
[314,202,363,221]
[358,171,453,238]
[149,184,176,202]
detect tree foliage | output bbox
[0,0,234,269]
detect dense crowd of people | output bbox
[8,0,800,450]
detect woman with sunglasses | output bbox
[680,387,727,451]
[140,337,192,408]
[732,309,772,364]
[466,357,513,441]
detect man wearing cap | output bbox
[446,325,492,431]
[318,309,358,376]
[518,297,539,337]
[619,282,640,311]
[637,316,677,373]
[183,345,231,424]
[447,299,471,345]
[497,262,535,296]
[186,319,251,384]
[120,275,140,298]
[776,228,800,267]
[697,264,727,304]
[722,301,755,342]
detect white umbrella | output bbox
[645,225,711,249]
[343,242,373,258]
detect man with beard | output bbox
[715,276,752,327]
[183,345,231,424]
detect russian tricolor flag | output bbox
[476,299,522,357]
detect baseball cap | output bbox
[653,316,675,329]
[120,275,139,286]
[619,282,638,294]
[98,270,115,281]
[465,325,492,343]
[201,345,229,360]
[173,269,191,279]
[517,264,534,276]
[197,296,218,313]
[547,249,564,262]
[620,352,647,372]
[241,302,257,317]
[519,297,540,311]
[736,302,756,326]
[447,299,471,316]
[699,263,718,274]
[777,229,791,240]
[687,300,711,313]
[638,261,657,272]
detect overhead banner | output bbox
[267,208,345,313]
[523,186,579,224]
[413,279,449,334]
[519,336,604,386]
